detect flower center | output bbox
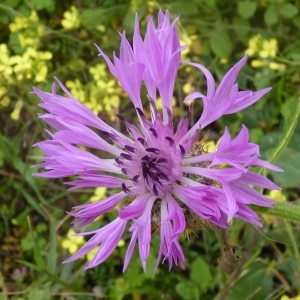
[112,109,189,197]
[141,151,170,196]
[116,138,182,197]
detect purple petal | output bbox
[118,193,152,220]
[63,218,127,267]
[65,174,126,190]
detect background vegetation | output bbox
[0,0,300,299]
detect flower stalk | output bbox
[251,202,300,223]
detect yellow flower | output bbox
[267,190,287,202]
[66,79,85,101]
[0,44,16,81]
[259,39,277,58]
[86,246,99,262]
[246,35,284,71]
[0,86,10,107]
[179,33,192,57]
[269,62,286,71]
[61,229,84,255]
[251,59,268,68]
[10,100,23,121]
[245,34,262,56]
[61,6,81,30]
[89,64,106,81]
[117,239,125,247]
[12,48,52,82]
[281,295,300,300]
[9,11,39,32]
[89,187,107,203]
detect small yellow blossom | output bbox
[10,100,23,121]
[206,140,217,153]
[9,11,39,32]
[245,34,261,56]
[9,11,45,48]
[66,79,85,101]
[259,39,277,58]
[180,34,192,57]
[61,229,84,255]
[220,57,228,64]
[29,10,39,22]
[0,86,10,107]
[269,62,286,71]
[117,239,125,247]
[96,25,106,32]
[245,34,284,71]
[13,48,52,82]
[0,44,15,81]
[61,6,81,30]
[89,64,106,80]
[281,295,300,300]
[183,82,193,95]
[267,190,287,202]
[9,16,28,32]
[88,64,121,118]
[251,59,268,68]
[156,97,176,111]
[86,246,99,262]
[90,187,107,203]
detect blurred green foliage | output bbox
[0,0,300,299]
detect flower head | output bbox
[33,10,282,271]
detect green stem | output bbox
[269,99,300,165]
[250,202,300,223]
[283,220,299,260]
[283,220,300,292]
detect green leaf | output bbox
[0,9,10,23]
[28,216,47,270]
[281,100,294,117]
[264,5,278,25]
[21,231,35,251]
[13,182,47,219]
[124,264,145,288]
[171,1,199,16]
[175,280,198,300]
[28,286,51,300]
[109,278,130,300]
[238,1,257,19]
[0,272,8,300]
[206,0,216,8]
[293,16,300,29]
[123,1,147,31]
[226,261,272,300]
[269,148,300,188]
[250,127,264,144]
[143,251,157,279]
[60,261,75,281]
[190,257,213,291]
[15,259,44,272]
[268,98,300,165]
[29,0,55,12]
[82,8,105,29]
[47,222,57,274]
[209,30,232,57]
[278,3,298,18]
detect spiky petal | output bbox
[32,10,282,272]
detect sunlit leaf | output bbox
[238,1,257,19]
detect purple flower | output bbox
[32,10,282,271]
